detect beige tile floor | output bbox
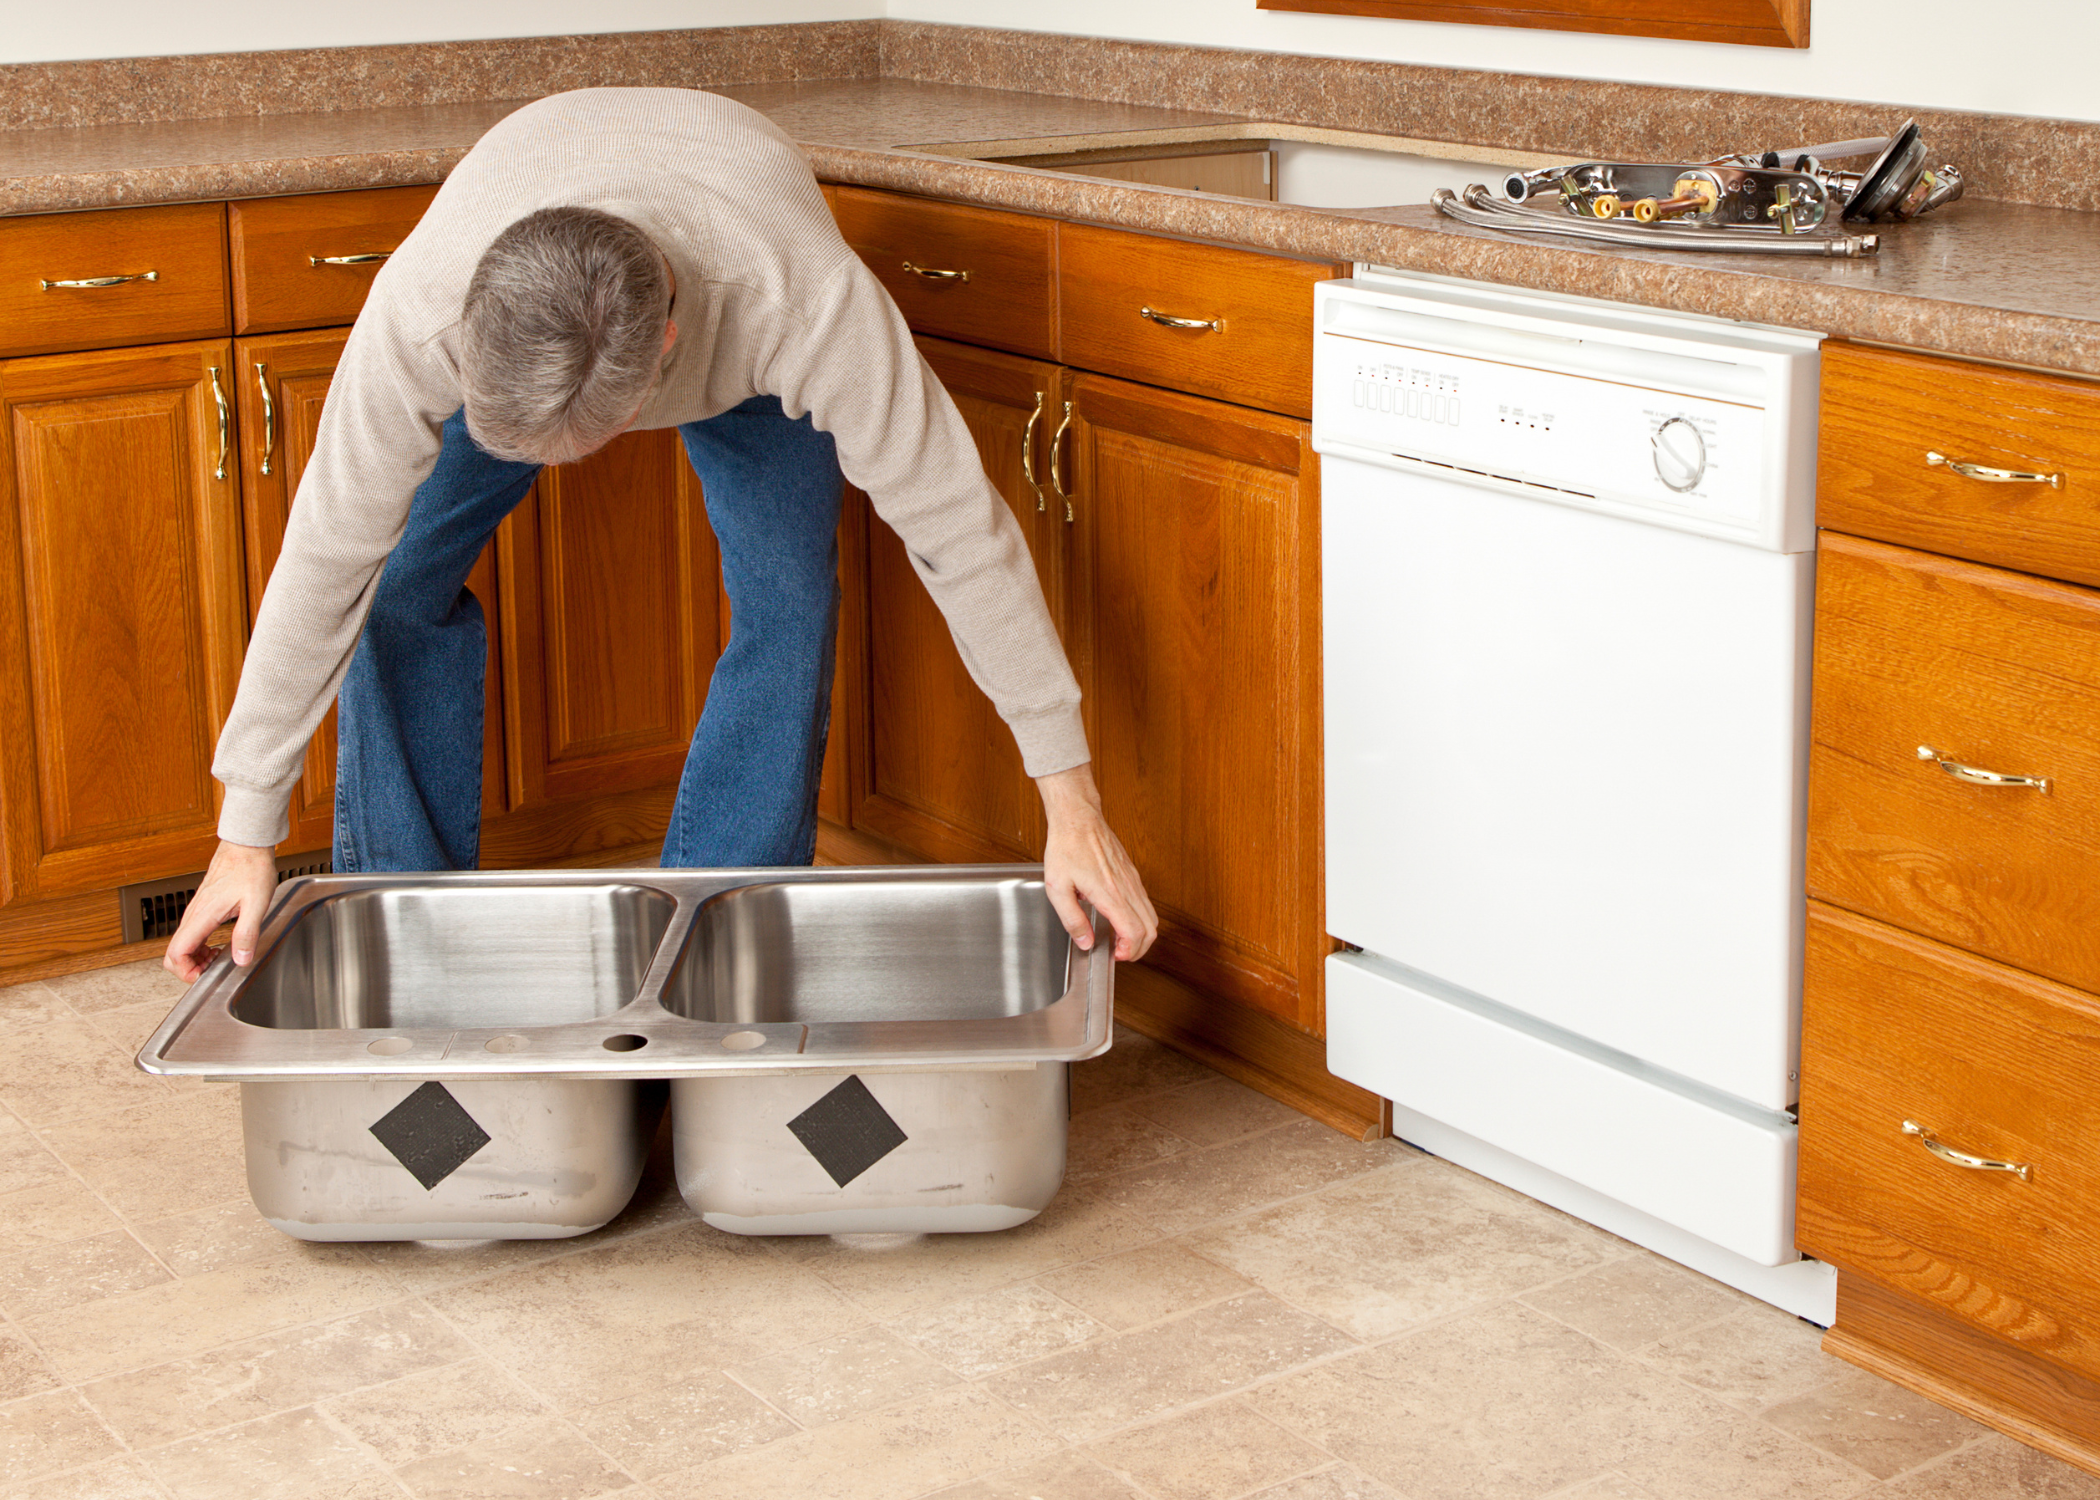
[4,958,2098,1500]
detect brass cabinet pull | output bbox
[1140,304,1223,332]
[1048,400,1075,523]
[41,270,157,290]
[254,362,275,478]
[1903,1120,2032,1182]
[1916,745,2050,792]
[309,251,392,267]
[901,260,969,283]
[208,365,230,482]
[1020,390,1046,512]
[1926,451,2064,488]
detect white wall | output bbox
[1,1,882,66]
[890,0,2100,124]
[12,0,2093,126]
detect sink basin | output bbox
[230,882,676,1030]
[910,122,1558,209]
[663,876,1067,1025]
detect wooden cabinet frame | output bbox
[1255,0,1808,48]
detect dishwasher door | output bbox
[1321,447,1812,1111]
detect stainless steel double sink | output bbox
[140,867,1112,1241]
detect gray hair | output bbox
[459,206,672,465]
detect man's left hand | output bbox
[1037,763,1158,961]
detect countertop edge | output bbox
[0,150,473,217]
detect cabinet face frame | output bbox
[0,340,247,904]
[1254,0,1807,47]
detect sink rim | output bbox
[138,865,1112,1083]
[904,120,1562,173]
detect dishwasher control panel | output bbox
[1325,340,1768,541]
[1313,278,1820,553]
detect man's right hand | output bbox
[163,840,279,984]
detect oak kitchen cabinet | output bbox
[1800,342,2100,1471]
[832,187,1376,1136]
[0,205,246,923]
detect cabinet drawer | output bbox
[1821,342,2100,587]
[1808,532,2100,992]
[1799,902,2100,1381]
[1057,224,1337,418]
[833,188,1055,361]
[0,204,229,359]
[229,186,439,334]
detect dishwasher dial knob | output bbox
[1652,417,1707,493]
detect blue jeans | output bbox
[333,398,843,874]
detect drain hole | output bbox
[602,1033,649,1052]
[367,1037,412,1056]
[721,1030,767,1052]
[484,1035,527,1054]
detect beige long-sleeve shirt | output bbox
[212,87,1088,849]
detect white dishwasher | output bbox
[1316,270,1836,1323]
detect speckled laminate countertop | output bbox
[3,74,2096,378]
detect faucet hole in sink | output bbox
[602,1033,649,1052]
[484,1035,528,1054]
[367,1036,413,1056]
[721,1030,767,1051]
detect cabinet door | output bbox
[237,331,506,854]
[818,483,868,830]
[853,338,1064,863]
[0,341,246,904]
[498,429,720,809]
[1064,373,1325,1031]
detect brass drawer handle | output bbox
[41,271,158,290]
[901,261,968,283]
[208,365,230,482]
[1021,390,1046,512]
[1926,451,2064,488]
[1903,1120,2032,1182]
[1140,305,1223,332]
[1916,745,2049,792]
[310,252,392,267]
[1049,399,1075,524]
[254,362,275,478]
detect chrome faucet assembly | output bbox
[1436,120,1963,256]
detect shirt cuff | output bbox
[1009,704,1092,780]
[216,779,297,850]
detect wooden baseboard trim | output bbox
[1826,1272,2100,1475]
[813,819,924,867]
[0,887,124,978]
[478,786,679,868]
[1114,962,1384,1141]
[0,936,167,988]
